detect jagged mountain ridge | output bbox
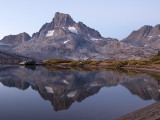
[33,12,102,39]
[0,12,158,61]
[0,32,31,46]
[122,24,160,49]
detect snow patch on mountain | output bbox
[90,82,99,87]
[68,26,78,34]
[45,86,54,94]
[64,40,70,44]
[0,43,12,46]
[46,30,55,37]
[91,37,100,41]
[144,44,148,47]
[88,34,99,41]
[67,90,77,98]
[63,80,69,84]
[148,36,153,38]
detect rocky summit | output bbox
[0,32,31,46]
[0,12,159,61]
[122,25,160,49]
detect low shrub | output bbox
[138,60,150,65]
[154,60,160,64]
[89,61,100,65]
[70,61,79,66]
[127,60,149,66]
[127,60,138,65]
[81,60,93,64]
[43,59,72,64]
[138,62,147,65]
[150,56,160,62]
[105,61,113,63]
[108,61,128,68]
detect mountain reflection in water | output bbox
[0,66,160,112]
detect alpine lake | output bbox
[0,65,159,120]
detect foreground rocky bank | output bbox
[118,102,160,120]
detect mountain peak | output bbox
[139,25,153,31]
[52,12,75,27]
[54,12,70,19]
[35,12,102,38]
[0,32,31,46]
[153,24,160,31]
[122,24,160,48]
[154,24,160,28]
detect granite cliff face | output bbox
[122,25,160,49]
[0,12,158,61]
[0,32,32,64]
[33,12,102,39]
[0,51,40,65]
[12,12,155,60]
[0,32,31,46]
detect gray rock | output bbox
[0,51,41,65]
[122,24,160,49]
[0,32,31,46]
[53,12,75,28]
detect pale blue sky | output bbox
[0,0,160,40]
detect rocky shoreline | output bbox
[118,102,160,120]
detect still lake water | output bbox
[0,66,159,120]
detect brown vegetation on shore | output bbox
[43,53,160,71]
